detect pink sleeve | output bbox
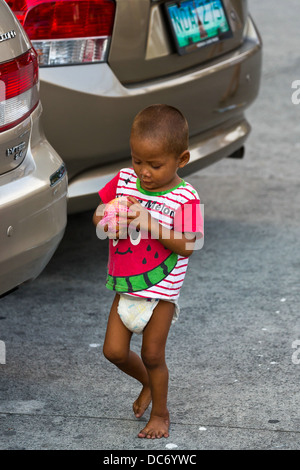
[173,199,204,236]
[98,172,120,203]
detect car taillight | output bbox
[6,0,116,66]
[0,48,39,132]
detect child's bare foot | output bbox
[133,386,152,418]
[138,413,170,439]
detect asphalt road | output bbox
[1,0,300,451]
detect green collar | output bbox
[136,178,186,196]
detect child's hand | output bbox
[99,222,124,239]
[105,215,128,239]
[94,200,128,240]
[119,196,151,234]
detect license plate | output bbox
[165,0,232,55]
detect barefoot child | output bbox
[93,104,203,439]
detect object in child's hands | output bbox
[99,197,130,232]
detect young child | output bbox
[93,104,203,439]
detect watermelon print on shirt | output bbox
[99,168,203,300]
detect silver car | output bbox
[6,0,262,214]
[0,0,67,297]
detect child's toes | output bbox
[138,427,148,438]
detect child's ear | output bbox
[178,150,190,168]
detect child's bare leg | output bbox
[133,384,152,419]
[103,294,151,416]
[138,300,174,439]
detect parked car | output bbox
[6,0,262,214]
[0,0,67,296]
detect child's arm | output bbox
[150,219,197,257]
[93,171,121,227]
[92,198,104,226]
[123,196,200,258]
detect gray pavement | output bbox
[1,0,300,452]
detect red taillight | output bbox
[0,48,39,132]
[6,0,116,66]
[0,49,38,99]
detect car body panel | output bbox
[0,103,67,296]
[67,116,250,214]
[0,0,67,296]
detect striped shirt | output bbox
[99,168,203,300]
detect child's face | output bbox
[130,136,188,192]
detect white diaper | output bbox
[117,294,179,334]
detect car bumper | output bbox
[0,104,68,296]
[67,116,251,213]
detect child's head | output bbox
[130,104,190,192]
[130,104,189,156]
